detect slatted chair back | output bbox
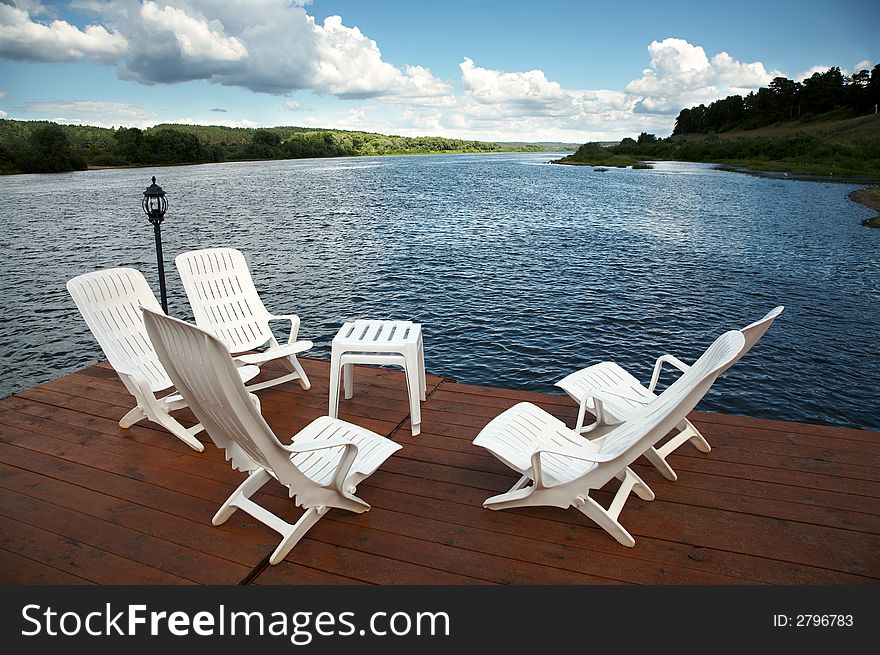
[598,330,744,466]
[142,308,313,484]
[732,305,785,367]
[175,248,274,353]
[67,268,171,393]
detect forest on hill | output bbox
[672,65,880,135]
[0,121,544,174]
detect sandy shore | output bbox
[849,186,880,227]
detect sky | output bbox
[0,0,877,142]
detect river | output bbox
[1,153,878,430]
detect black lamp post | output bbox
[142,176,169,313]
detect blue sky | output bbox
[0,0,877,141]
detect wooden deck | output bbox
[0,357,877,585]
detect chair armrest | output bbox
[284,437,360,493]
[530,443,619,489]
[284,436,357,454]
[577,389,627,433]
[267,313,301,344]
[648,354,691,393]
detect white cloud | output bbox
[0,1,451,102]
[176,115,261,128]
[418,38,780,141]
[140,2,247,63]
[310,16,451,101]
[625,38,779,114]
[854,59,874,74]
[22,100,155,119]
[460,57,570,112]
[0,4,827,142]
[18,100,157,127]
[795,65,831,81]
[0,109,7,118]
[0,2,127,62]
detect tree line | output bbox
[673,65,880,135]
[0,120,542,174]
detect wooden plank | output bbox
[0,514,192,585]
[690,411,880,442]
[691,418,880,457]
[2,395,202,455]
[0,488,251,584]
[251,561,366,585]
[297,514,616,585]
[256,539,487,585]
[1,358,878,586]
[329,485,754,584]
[0,549,93,585]
[0,443,282,568]
[361,468,870,585]
[376,454,879,579]
[389,438,880,524]
[0,408,238,486]
[0,462,268,567]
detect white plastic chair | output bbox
[66,268,259,452]
[555,306,784,481]
[142,307,402,565]
[474,330,745,547]
[175,247,313,392]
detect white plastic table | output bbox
[329,320,426,436]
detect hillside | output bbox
[671,112,880,145]
[555,111,880,179]
[0,119,548,174]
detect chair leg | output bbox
[343,362,354,399]
[643,447,679,482]
[417,338,427,401]
[678,419,711,453]
[119,406,146,429]
[212,469,272,526]
[576,468,652,547]
[574,401,588,434]
[150,411,205,452]
[403,358,422,436]
[281,354,311,390]
[509,473,531,492]
[646,419,710,480]
[329,348,342,418]
[269,506,329,565]
[575,496,636,548]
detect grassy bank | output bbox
[556,113,880,180]
[553,142,653,168]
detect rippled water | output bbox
[1,153,878,430]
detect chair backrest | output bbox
[175,248,273,352]
[738,305,784,358]
[713,305,784,375]
[67,268,172,393]
[598,330,745,465]
[142,307,314,489]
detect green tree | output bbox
[141,127,202,164]
[20,123,86,173]
[113,127,144,163]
